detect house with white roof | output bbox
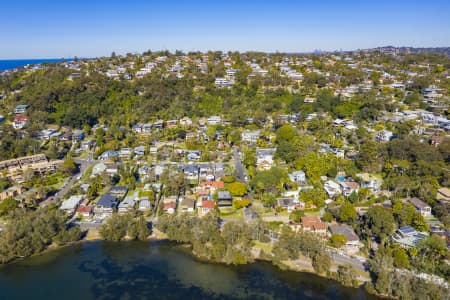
[324,180,342,197]
[60,195,84,214]
[118,196,136,214]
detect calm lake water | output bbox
[0,241,379,300]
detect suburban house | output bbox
[99,150,119,160]
[357,173,382,193]
[134,146,146,157]
[187,150,201,161]
[180,198,195,212]
[300,216,327,235]
[94,194,119,218]
[198,181,224,192]
[12,115,30,129]
[241,130,260,143]
[72,129,85,141]
[60,195,84,214]
[328,224,363,255]
[207,115,222,125]
[339,181,360,197]
[118,196,136,214]
[109,186,128,199]
[138,199,152,212]
[324,180,342,197]
[256,148,276,170]
[198,200,215,217]
[179,117,193,127]
[166,120,178,128]
[405,197,432,217]
[14,104,28,114]
[289,170,306,184]
[92,162,107,176]
[215,78,233,87]
[217,191,232,207]
[76,205,93,218]
[119,148,132,159]
[376,130,394,142]
[163,201,177,214]
[391,226,428,248]
[277,198,296,212]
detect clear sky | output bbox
[1,0,449,59]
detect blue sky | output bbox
[1,0,449,58]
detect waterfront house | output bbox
[60,195,84,215]
[328,224,362,255]
[300,216,327,236]
[94,194,119,218]
[118,196,136,214]
[76,205,93,218]
[391,226,428,248]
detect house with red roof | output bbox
[13,115,30,129]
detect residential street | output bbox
[232,147,246,182]
[55,155,97,201]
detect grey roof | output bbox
[218,191,232,200]
[139,199,151,209]
[406,197,430,209]
[329,224,359,241]
[60,195,84,210]
[96,194,118,208]
[277,198,295,207]
[118,196,136,208]
[109,186,128,195]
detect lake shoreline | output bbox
[1,228,376,298]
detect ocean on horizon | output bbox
[0,59,68,71]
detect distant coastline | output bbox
[0,59,69,71]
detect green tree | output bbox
[329,233,347,248]
[392,248,410,269]
[227,182,248,197]
[276,124,296,142]
[312,252,331,274]
[136,216,150,240]
[0,197,17,216]
[289,210,304,223]
[365,206,395,242]
[99,213,130,241]
[61,157,78,175]
[338,201,357,223]
[299,188,327,208]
